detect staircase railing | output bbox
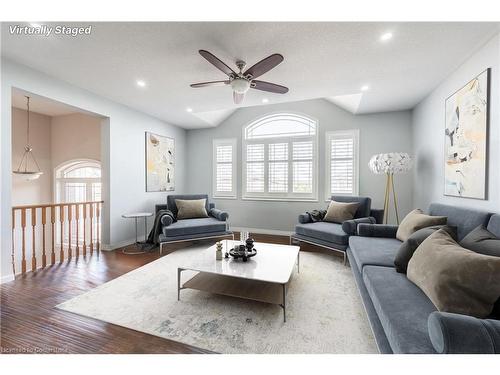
[11,200,103,275]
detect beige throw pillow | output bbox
[175,198,208,219]
[396,209,447,241]
[323,200,359,224]
[407,229,500,318]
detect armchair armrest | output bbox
[370,209,385,224]
[161,214,174,227]
[155,204,168,214]
[342,217,376,235]
[357,223,398,238]
[298,213,312,224]
[210,208,228,221]
[428,311,500,354]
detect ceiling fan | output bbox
[190,50,289,104]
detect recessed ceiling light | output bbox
[262,98,269,104]
[186,107,193,113]
[361,85,370,92]
[136,80,146,88]
[380,32,393,42]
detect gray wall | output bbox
[186,99,413,233]
[412,33,499,213]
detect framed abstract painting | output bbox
[444,68,490,199]
[145,132,175,192]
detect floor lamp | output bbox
[369,153,412,224]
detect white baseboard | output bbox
[1,274,15,284]
[231,226,292,237]
[101,237,137,251]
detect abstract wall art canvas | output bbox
[145,132,175,192]
[444,69,489,199]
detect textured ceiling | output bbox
[11,88,91,116]
[2,22,499,128]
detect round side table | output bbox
[122,212,153,254]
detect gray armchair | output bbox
[157,194,233,255]
[291,196,382,265]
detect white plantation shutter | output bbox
[246,144,265,192]
[327,130,359,196]
[268,143,288,192]
[213,139,236,198]
[292,141,313,193]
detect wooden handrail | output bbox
[11,201,104,276]
[12,201,104,210]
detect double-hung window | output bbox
[243,113,318,201]
[213,138,237,198]
[325,129,359,198]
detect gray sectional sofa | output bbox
[348,203,500,354]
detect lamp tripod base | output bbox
[383,173,400,225]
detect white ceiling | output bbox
[2,22,499,129]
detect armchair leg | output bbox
[343,252,347,266]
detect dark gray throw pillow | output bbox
[394,225,457,274]
[460,225,500,257]
[460,225,500,318]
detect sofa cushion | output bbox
[362,265,437,353]
[175,198,208,219]
[396,209,447,242]
[295,222,349,246]
[428,203,491,241]
[460,225,500,257]
[323,200,359,224]
[407,229,500,318]
[487,214,500,238]
[167,194,209,217]
[162,217,226,237]
[394,225,457,274]
[331,195,371,218]
[349,236,401,270]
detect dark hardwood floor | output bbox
[0,234,337,354]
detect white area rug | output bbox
[57,245,377,353]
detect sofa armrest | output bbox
[357,223,398,238]
[210,208,228,221]
[298,213,312,224]
[209,202,215,210]
[370,209,385,224]
[428,311,500,354]
[155,204,168,214]
[342,217,376,235]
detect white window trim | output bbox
[325,129,360,201]
[212,138,237,199]
[242,113,319,202]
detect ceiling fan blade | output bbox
[244,54,284,79]
[233,91,245,104]
[251,80,289,94]
[199,50,236,76]
[190,80,230,88]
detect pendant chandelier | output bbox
[13,96,43,180]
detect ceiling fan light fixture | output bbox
[231,78,251,94]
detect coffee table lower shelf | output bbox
[178,271,289,322]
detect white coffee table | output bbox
[177,241,300,322]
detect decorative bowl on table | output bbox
[229,239,257,262]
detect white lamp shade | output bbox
[369,152,412,174]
